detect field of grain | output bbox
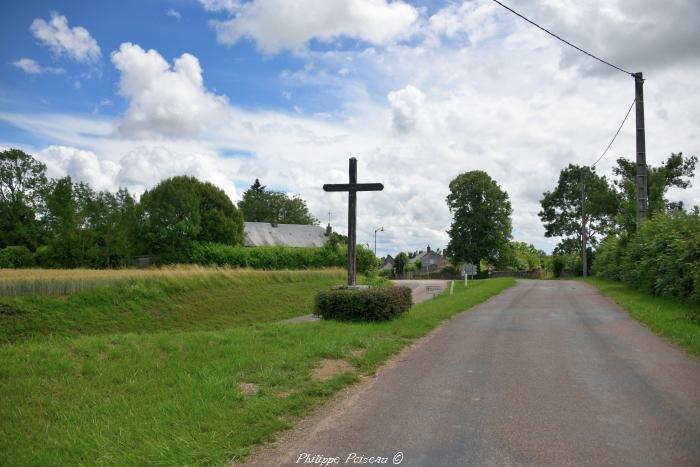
[0,266,331,296]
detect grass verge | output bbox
[584,277,700,358]
[0,278,514,466]
[0,269,344,344]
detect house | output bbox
[409,245,449,274]
[244,221,331,247]
[379,255,394,271]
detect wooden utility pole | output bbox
[634,72,648,228]
[580,171,588,277]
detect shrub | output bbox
[314,286,412,321]
[594,209,700,302]
[189,242,377,273]
[0,246,35,268]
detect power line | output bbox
[490,0,634,77]
[592,98,635,167]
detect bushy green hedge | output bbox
[593,209,700,302]
[314,286,412,321]
[0,246,35,268]
[189,242,377,273]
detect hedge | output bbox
[0,246,35,268]
[189,242,378,273]
[314,286,412,321]
[592,209,700,303]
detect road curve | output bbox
[246,280,700,466]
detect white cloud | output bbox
[166,9,182,20]
[12,57,65,75]
[199,0,241,13]
[38,145,120,191]
[30,12,101,64]
[209,0,419,53]
[110,43,230,138]
[5,0,700,257]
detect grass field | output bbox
[0,275,514,466]
[584,277,700,358]
[0,268,345,343]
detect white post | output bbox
[450,280,454,295]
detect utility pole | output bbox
[580,171,588,277]
[374,226,383,257]
[634,72,648,228]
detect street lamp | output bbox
[374,227,384,256]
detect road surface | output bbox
[247,280,700,466]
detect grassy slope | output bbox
[0,278,514,466]
[584,277,700,358]
[0,270,344,343]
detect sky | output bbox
[1,0,699,257]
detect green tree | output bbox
[612,152,697,234]
[239,179,317,224]
[141,176,244,263]
[194,180,244,245]
[496,241,543,271]
[394,252,409,277]
[539,164,616,275]
[0,149,48,249]
[446,171,513,271]
[141,176,202,262]
[43,177,81,267]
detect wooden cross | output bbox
[323,157,384,286]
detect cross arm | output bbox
[323,183,384,192]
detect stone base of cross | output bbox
[323,157,384,286]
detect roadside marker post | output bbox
[450,280,454,295]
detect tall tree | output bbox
[239,179,318,225]
[0,149,48,249]
[539,164,617,275]
[141,176,244,262]
[612,152,697,234]
[446,171,512,271]
[43,177,81,267]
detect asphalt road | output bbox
[248,280,700,467]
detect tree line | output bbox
[442,152,697,278]
[0,149,317,268]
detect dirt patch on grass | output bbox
[239,382,260,396]
[349,348,366,358]
[312,359,354,381]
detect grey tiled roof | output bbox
[243,222,328,247]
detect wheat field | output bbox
[0,266,344,296]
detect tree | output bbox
[194,180,244,245]
[140,176,202,262]
[140,176,244,262]
[496,241,543,271]
[394,252,409,277]
[239,179,317,225]
[43,177,81,267]
[539,165,617,275]
[612,152,697,234]
[0,149,48,249]
[446,171,512,271]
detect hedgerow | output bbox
[189,242,378,273]
[592,209,700,303]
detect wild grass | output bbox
[0,278,514,466]
[0,268,345,343]
[584,277,700,358]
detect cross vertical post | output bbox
[348,158,357,285]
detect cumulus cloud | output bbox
[30,12,101,64]
[38,145,120,191]
[12,58,65,75]
[209,0,418,53]
[5,1,700,256]
[111,43,230,138]
[199,0,241,13]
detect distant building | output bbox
[379,255,394,271]
[410,245,448,274]
[243,221,330,248]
